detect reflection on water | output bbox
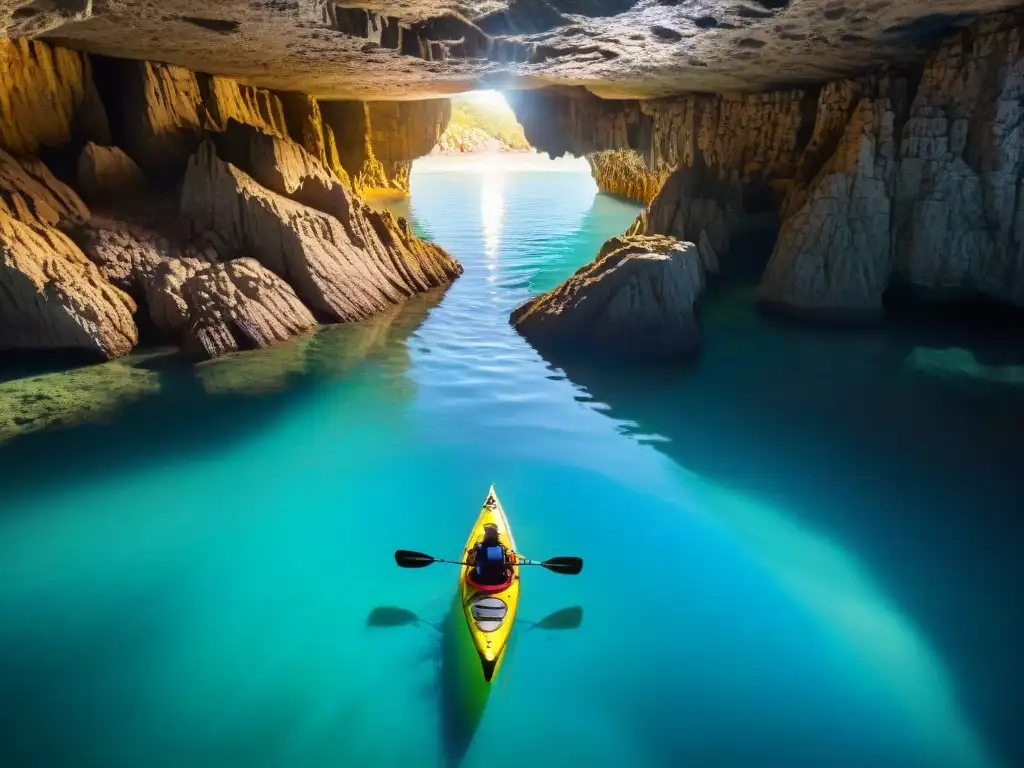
[480,172,504,266]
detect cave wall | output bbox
[511,10,1024,318]
[0,38,460,361]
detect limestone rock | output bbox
[511,234,704,361]
[0,38,109,157]
[180,139,460,323]
[277,91,353,190]
[210,121,461,293]
[180,258,318,359]
[757,96,901,321]
[891,14,1024,307]
[20,0,1022,99]
[104,58,288,176]
[0,148,90,228]
[72,217,216,337]
[321,99,450,194]
[76,143,148,204]
[587,150,660,205]
[0,211,137,358]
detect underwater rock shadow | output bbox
[0,291,445,506]
[538,296,1024,766]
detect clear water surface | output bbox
[0,154,1022,768]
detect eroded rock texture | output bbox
[8,0,1021,100]
[180,258,318,359]
[0,38,109,157]
[0,211,137,358]
[521,11,1024,318]
[320,99,451,193]
[180,137,461,323]
[511,234,704,361]
[588,150,661,205]
[761,12,1024,315]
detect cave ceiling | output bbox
[3,0,1020,99]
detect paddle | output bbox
[394,549,583,575]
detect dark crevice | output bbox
[179,16,240,34]
[883,12,978,47]
[89,54,132,153]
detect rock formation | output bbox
[511,234,705,361]
[515,11,1024,320]
[180,135,460,323]
[7,0,1020,100]
[0,211,138,358]
[0,38,109,157]
[0,38,462,362]
[75,142,147,203]
[588,150,660,204]
[180,258,319,359]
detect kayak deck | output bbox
[459,484,520,682]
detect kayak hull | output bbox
[458,484,519,682]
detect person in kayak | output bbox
[471,524,511,586]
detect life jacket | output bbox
[475,544,505,575]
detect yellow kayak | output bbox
[458,484,520,682]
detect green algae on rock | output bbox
[0,356,160,442]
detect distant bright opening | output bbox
[412,89,591,175]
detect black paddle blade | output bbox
[541,556,583,575]
[367,606,421,627]
[395,549,436,568]
[535,606,584,630]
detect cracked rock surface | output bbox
[3,0,1017,99]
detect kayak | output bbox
[459,484,520,682]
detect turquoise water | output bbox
[1,159,1023,768]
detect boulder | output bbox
[180,258,318,359]
[76,143,148,203]
[0,211,137,358]
[511,235,705,361]
[72,217,218,337]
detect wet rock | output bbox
[511,234,704,361]
[0,358,159,444]
[76,142,148,204]
[0,210,137,358]
[180,257,318,359]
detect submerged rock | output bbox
[511,235,704,361]
[0,211,138,358]
[180,258,318,359]
[0,356,160,443]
